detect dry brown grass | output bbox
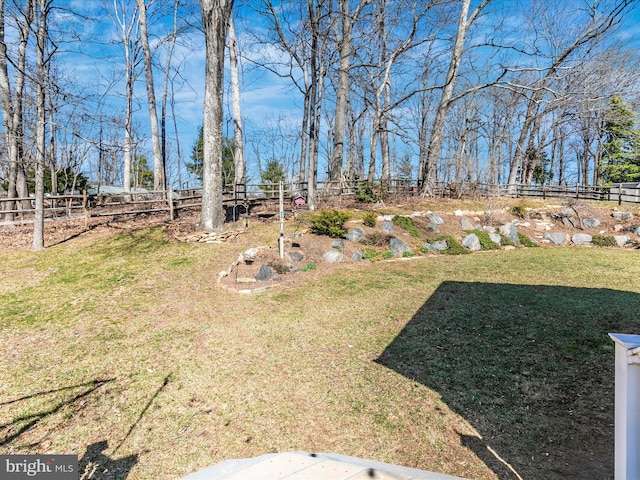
[1,201,640,479]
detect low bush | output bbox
[517,232,538,247]
[466,229,501,251]
[592,235,617,247]
[392,215,421,237]
[309,210,350,238]
[362,248,394,261]
[424,235,470,255]
[362,212,377,228]
[301,262,317,272]
[500,234,516,247]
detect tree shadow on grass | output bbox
[375,281,640,480]
[77,373,172,480]
[0,378,115,447]
[48,221,103,248]
[1,373,171,480]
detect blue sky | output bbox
[4,0,640,188]
[48,1,307,187]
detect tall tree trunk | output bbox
[380,80,391,183]
[298,88,309,185]
[32,0,50,251]
[199,0,233,231]
[417,92,431,188]
[111,0,139,193]
[0,0,15,221]
[420,0,490,197]
[228,16,245,197]
[137,0,164,191]
[161,0,180,191]
[329,0,369,183]
[367,116,379,182]
[124,67,134,192]
[506,96,537,190]
[0,0,33,221]
[329,0,349,183]
[305,0,324,211]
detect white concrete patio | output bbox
[179,451,466,480]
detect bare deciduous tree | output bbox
[32,0,53,251]
[199,0,233,231]
[420,0,491,196]
[137,0,164,191]
[228,15,245,197]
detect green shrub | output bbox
[301,262,317,272]
[592,235,617,247]
[392,215,421,237]
[466,229,501,251]
[309,210,350,238]
[424,235,470,255]
[499,234,516,247]
[362,248,393,261]
[517,232,538,247]
[356,183,387,203]
[362,212,377,228]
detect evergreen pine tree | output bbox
[601,96,640,184]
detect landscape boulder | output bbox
[382,221,394,233]
[331,239,345,250]
[582,217,601,228]
[241,247,259,262]
[612,211,634,221]
[255,265,276,281]
[489,233,502,245]
[389,238,412,257]
[323,251,344,263]
[285,251,304,262]
[460,218,476,231]
[571,233,593,245]
[561,216,578,228]
[427,213,444,225]
[544,232,568,245]
[499,222,519,244]
[462,233,481,251]
[615,235,631,247]
[423,240,448,252]
[345,228,364,242]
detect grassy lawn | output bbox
[0,218,639,479]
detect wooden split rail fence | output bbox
[0,181,637,227]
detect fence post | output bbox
[168,189,175,221]
[82,189,89,230]
[619,185,623,206]
[609,333,640,480]
[278,181,285,259]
